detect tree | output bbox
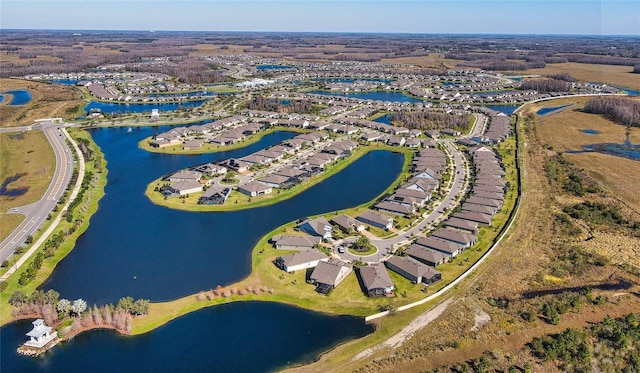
[117,296,134,312]
[8,290,28,307]
[72,298,87,315]
[352,235,371,252]
[131,299,150,316]
[44,289,60,305]
[57,298,71,314]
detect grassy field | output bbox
[0,131,55,241]
[0,78,84,127]
[519,62,640,91]
[531,96,640,212]
[0,129,107,326]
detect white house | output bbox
[24,319,57,348]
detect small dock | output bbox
[17,336,61,357]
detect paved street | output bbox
[0,121,75,264]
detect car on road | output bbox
[13,208,18,212]
[337,246,345,254]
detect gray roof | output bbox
[278,250,327,267]
[375,201,414,215]
[431,228,477,246]
[298,216,332,236]
[359,263,394,292]
[357,210,393,227]
[453,211,493,225]
[404,244,448,265]
[330,214,360,231]
[239,181,272,194]
[385,256,440,280]
[310,259,352,286]
[465,196,502,208]
[273,235,322,248]
[415,236,463,255]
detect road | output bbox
[336,139,469,263]
[0,121,75,264]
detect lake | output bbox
[310,90,423,103]
[257,65,295,70]
[1,302,374,372]
[9,126,401,370]
[83,100,207,115]
[4,90,32,105]
[41,128,404,304]
[537,104,572,116]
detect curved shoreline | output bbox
[144,145,409,212]
[137,126,308,155]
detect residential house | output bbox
[385,256,442,285]
[330,214,364,233]
[167,170,202,183]
[357,210,393,230]
[297,217,333,239]
[359,263,395,297]
[258,174,291,188]
[415,236,464,258]
[431,228,477,248]
[169,180,203,196]
[375,201,415,216]
[183,139,204,150]
[238,181,273,197]
[310,259,353,294]
[404,244,448,267]
[271,235,322,250]
[275,251,328,273]
[197,187,231,205]
[446,218,479,235]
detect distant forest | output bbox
[1,30,639,78]
[584,97,640,127]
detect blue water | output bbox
[0,173,28,197]
[42,128,404,304]
[0,94,4,103]
[146,91,217,98]
[579,142,640,160]
[483,105,519,115]
[257,64,295,70]
[537,104,572,116]
[472,90,517,97]
[1,302,373,372]
[620,88,640,96]
[5,90,32,105]
[373,114,392,125]
[51,79,80,85]
[310,90,423,103]
[581,129,600,135]
[83,100,207,115]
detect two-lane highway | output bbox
[0,121,75,264]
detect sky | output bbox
[1,0,639,35]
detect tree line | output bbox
[8,289,150,335]
[390,111,469,131]
[583,96,640,127]
[519,78,570,93]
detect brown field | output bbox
[567,153,640,213]
[0,131,55,241]
[0,78,84,127]
[531,97,640,212]
[532,97,640,152]
[519,62,640,90]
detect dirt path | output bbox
[353,298,454,361]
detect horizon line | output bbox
[2,28,639,38]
